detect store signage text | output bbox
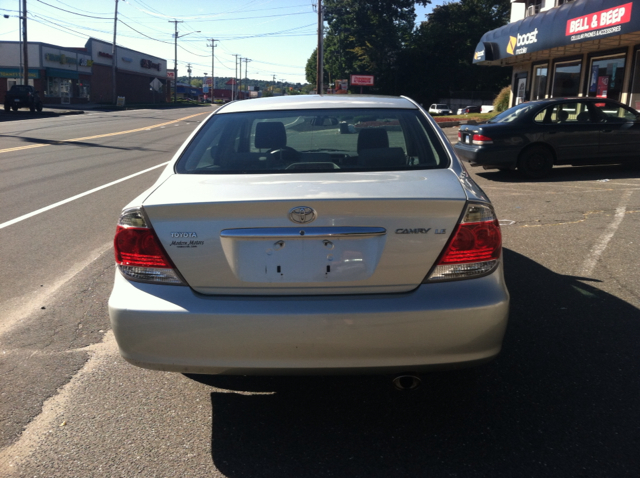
[350,75,374,86]
[507,28,538,55]
[45,53,77,65]
[78,58,93,67]
[98,51,113,59]
[141,59,161,71]
[566,3,632,36]
[121,57,133,63]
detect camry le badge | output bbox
[288,206,317,224]
[395,228,431,234]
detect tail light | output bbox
[457,130,462,140]
[113,207,184,285]
[425,203,502,282]
[472,134,493,145]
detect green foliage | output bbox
[493,86,511,112]
[404,0,511,104]
[321,0,418,93]
[191,79,203,88]
[306,0,510,100]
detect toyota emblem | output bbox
[288,206,317,224]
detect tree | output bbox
[191,79,203,88]
[307,0,425,94]
[405,0,511,103]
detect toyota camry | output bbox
[108,95,509,376]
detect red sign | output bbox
[350,75,374,86]
[597,76,609,98]
[566,2,632,36]
[166,71,175,79]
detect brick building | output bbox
[0,37,169,105]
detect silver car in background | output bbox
[108,95,509,375]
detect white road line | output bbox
[581,190,633,276]
[0,162,169,230]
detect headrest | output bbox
[255,122,287,150]
[357,128,389,152]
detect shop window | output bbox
[77,81,90,99]
[551,61,581,97]
[7,78,34,88]
[531,65,548,100]
[556,0,575,6]
[47,78,72,98]
[587,56,625,102]
[629,50,640,110]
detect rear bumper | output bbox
[108,265,510,375]
[453,143,519,169]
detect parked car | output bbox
[428,103,452,115]
[108,95,509,377]
[4,85,43,112]
[463,105,482,114]
[454,97,640,178]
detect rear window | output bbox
[10,86,30,92]
[175,108,449,174]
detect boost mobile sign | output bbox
[473,0,639,63]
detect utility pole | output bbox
[233,54,240,100]
[112,0,118,103]
[22,0,28,86]
[187,63,192,86]
[207,39,217,95]
[316,0,323,95]
[169,19,183,104]
[238,57,243,100]
[244,58,251,97]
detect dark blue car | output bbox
[454,98,640,178]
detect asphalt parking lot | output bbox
[0,115,638,477]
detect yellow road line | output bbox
[0,111,208,155]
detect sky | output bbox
[1,0,442,84]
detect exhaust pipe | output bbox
[392,374,422,391]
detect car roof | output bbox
[216,95,418,114]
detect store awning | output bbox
[46,68,79,79]
[473,0,640,65]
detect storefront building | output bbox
[473,0,640,109]
[0,38,169,104]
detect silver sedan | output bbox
[108,95,509,376]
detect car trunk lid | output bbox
[142,170,467,295]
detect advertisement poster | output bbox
[334,79,348,94]
[516,77,526,102]
[597,76,609,98]
[589,64,599,92]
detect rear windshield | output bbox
[175,108,449,174]
[10,86,31,92]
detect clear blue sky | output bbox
[1,0,442,84]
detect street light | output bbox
[169,23,200,103]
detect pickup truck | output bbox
[4,85,43,113]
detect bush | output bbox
[493,86,511,112]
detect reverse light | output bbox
[425,203,502,282]
[472,134,493,145]
[113,207,184,285]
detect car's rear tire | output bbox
[11,106,18,112]
[518,145,553,179]
[36,103,43,112]
[29,105,35,113]
[4,104,9,112]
